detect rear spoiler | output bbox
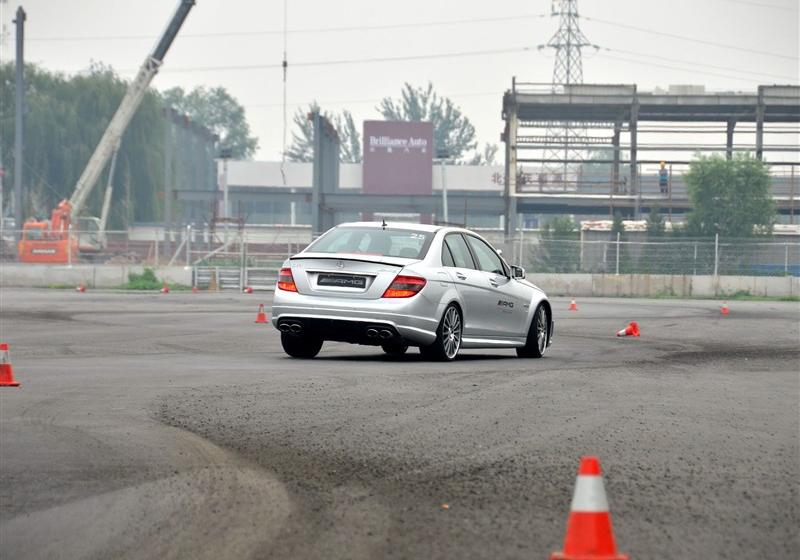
[290,252,418,267]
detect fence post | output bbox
[579,228,585,272]
[67,225,73,268]
[693,243,698,276]
[186,225,191,267]
[785,243,789,276]
[615,232,621,275]
[154,230,159,266]
[713,233,719,278]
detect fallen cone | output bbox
[160,282,170,294]
[569,299,578,311]
[75,283,86,293]
[255,304,268,324]
[616,321,640,337]
[0,343,21,387]
[551,456,628,560]
[721,301,729,316]
[244,286,254,294]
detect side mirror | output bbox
[511,265,525,279]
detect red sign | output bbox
[362,121,433,195]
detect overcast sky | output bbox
[1,0,798,161]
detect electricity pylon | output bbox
[539,0,595,189]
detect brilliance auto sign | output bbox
[362,121,433,195]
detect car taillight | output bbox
[382,274,426,298]
[277,267,297,292]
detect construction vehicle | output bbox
[18,0,195,263]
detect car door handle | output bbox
[489,279,499,287]
[456,272,467,280]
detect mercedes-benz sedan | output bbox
[272,222,553,360]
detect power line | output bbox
[158,46,535,74]
[712,0,799,11]
[602,47,798,81]
[27,13,550,42]
[583,15,799,61]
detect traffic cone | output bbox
[551,456,628,560]
[191,286,199,294]
[244,286,253,294]
[255,304,268,324]
[721,301,729,316]
[76,283,86,293]
[569,299,578,311]
[160,282,170,294]
[616,321,640,337]
[0,343,21,387]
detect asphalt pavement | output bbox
[1,288,798,559]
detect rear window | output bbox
[307,227,433,259]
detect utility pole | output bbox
[13,6,24,242]
[0,0,7,234]
[539,0,594,188]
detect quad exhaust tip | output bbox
[366,328,379,338]
[279,323,303,334]
[379,329,393,339]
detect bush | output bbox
[122,268,163,290]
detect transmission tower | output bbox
[539,0,594,189]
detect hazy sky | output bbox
[2,0,798,161]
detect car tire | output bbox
[281,332,323,358]
[420,304,462,361]
[381,343,408,356]
[517,303,548,359]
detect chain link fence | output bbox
[504,236,800,277]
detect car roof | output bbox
[336,221,443,233]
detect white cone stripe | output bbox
[570,475,609,512]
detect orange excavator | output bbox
[18,0,195,263]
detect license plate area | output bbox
[317,274,367,289]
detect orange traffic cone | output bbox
[160,282,170,294]
[255,304,268,324]
[616,321,640,337]
[569,299,578,311]
[551,456,628,560]
[76,283,86,293]
[191,286,199,294]
[721,301,729,316]
[244,286,254,294]
[0,343,21,387]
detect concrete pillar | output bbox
[726,119,736,160]
[503,103,518,238]
[611,120,622,194]
[755,86,765,161]
[629,96,640,218]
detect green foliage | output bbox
[378,82,477,161]
[646,206,665,236]
[534,216,580,272]
[122,267,162,290]
[685,154,775,238]
[286,102,362,163]
[163,86,258,159]
[1,62,165,226]
[466,143,499,165]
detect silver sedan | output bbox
[271,222,553,360]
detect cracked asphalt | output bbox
[1,288,798,559]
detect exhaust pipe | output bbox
[279,324,291,333]
[289,323,303,333]
[366,328,379,338]
[379,329,393,339]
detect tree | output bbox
[467,143,499,165]
[286,102,362,163]
[377,82,477,161]
[646,206,665,236]
[162,86,258,159]
[534,216,580,272]
[685,153,775,238]
[0,62,166,226]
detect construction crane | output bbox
[18,0,195,263]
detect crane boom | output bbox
[68,0,195,219]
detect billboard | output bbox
[362,121,433,195]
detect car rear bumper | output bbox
[271,293,438,346]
